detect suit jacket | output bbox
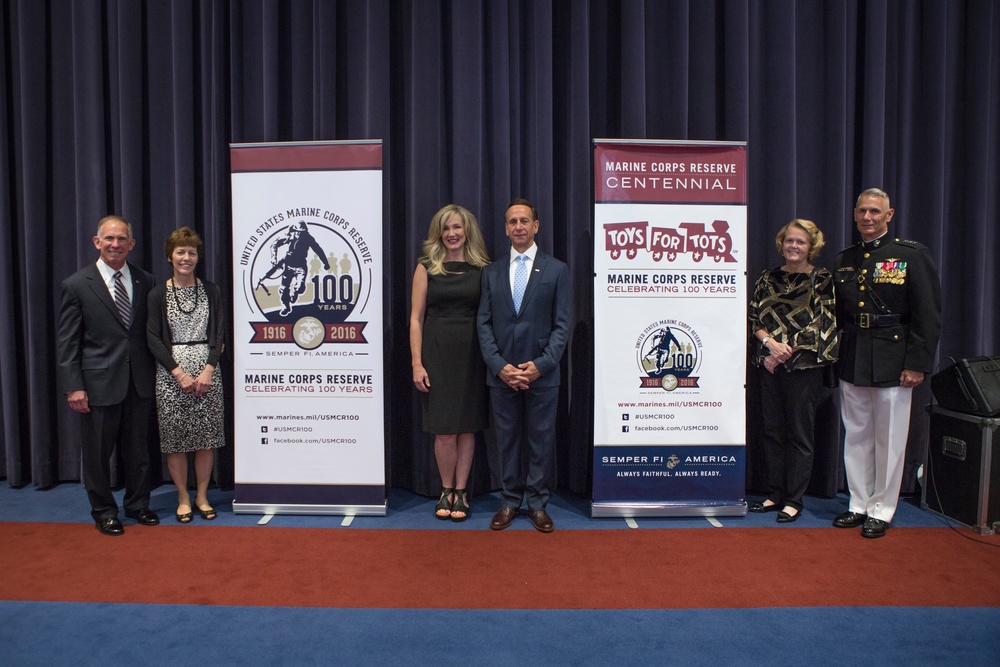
[834,236,941,387]
[477,248,570,389]
[57,261,156,405]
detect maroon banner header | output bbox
[231,142,382,172]
[594,142,747,204]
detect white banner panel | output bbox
[230,141,385,515]
[592,140,748,517]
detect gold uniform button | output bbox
[893,335,899,340]
[859,301,865,307]
[862,269,868,274]
[860,286,865,291]
[864,253,871,259]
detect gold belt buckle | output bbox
[858,313,871,328]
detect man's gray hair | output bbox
[856,188,890,208]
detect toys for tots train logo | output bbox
[603,220,735,263]
[635,319,702,391]
[240,215,370,349]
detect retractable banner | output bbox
[592,140,748,518]
[230,141,385,515]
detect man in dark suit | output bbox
[57,215,160,535]
[832,188,941,538]
[478,198,570,532]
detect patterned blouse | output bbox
[748,267,838,371]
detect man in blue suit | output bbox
[478,199,570,532]
[57,215,159,536]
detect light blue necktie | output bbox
[512,254,527,313]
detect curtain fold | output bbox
[1,1,996,504]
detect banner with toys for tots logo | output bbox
[592,140,748,518]
[230,141,385,516]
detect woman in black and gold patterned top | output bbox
[748,219,838,523]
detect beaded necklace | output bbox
[170,279,201,315]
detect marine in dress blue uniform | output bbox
[832,189,941,538]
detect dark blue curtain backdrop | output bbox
[2,1,997,502]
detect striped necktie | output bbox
[113,271,131,327]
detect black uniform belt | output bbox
[854,313,905,328]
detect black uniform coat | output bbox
[834,236,942,387]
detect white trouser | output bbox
[840,381,913,523]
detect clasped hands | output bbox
[762,338,795,375]
[498,361,540,390]
[173,367,214,397]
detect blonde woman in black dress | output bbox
[409,205,490,521]
[147,227,226,523]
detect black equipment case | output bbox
[931,356,1000,417]
[921,405,1000,534]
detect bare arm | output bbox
[409,264,430,393]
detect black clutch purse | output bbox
[823,363,840,389]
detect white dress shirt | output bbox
[508,243,538,300]
[96,259,133,304]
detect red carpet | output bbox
[3,522,999,609]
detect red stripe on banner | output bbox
[248,322,367,344]
[249,322,294,342]
[231,142,382,172]
[3,523,999,609]
[325,322,367,343]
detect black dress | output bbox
[421,261,488,434]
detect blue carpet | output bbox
[2,601,998,666]
[0,482,948,530]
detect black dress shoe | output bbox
[490,506,519,530]
[96,516,124,536]
[749,501,780,513]
[125,508,160,525]
[861,517,889,538]
[776,508,800,523]
[832,511,867,528]
[529,509,554,533]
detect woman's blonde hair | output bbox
[420,204,489,275]
[775,218,825,261]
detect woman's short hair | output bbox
[165,226,204,260]
[775,218,825,261]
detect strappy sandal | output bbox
[435,487,454,520]
[450,488,469,522]
[196,505,217,520]
[176,504,193,523]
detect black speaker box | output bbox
[922,405,1000,534]
[931,356,1000,417]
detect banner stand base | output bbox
[233,502,387,517]
[591,500,748,519]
